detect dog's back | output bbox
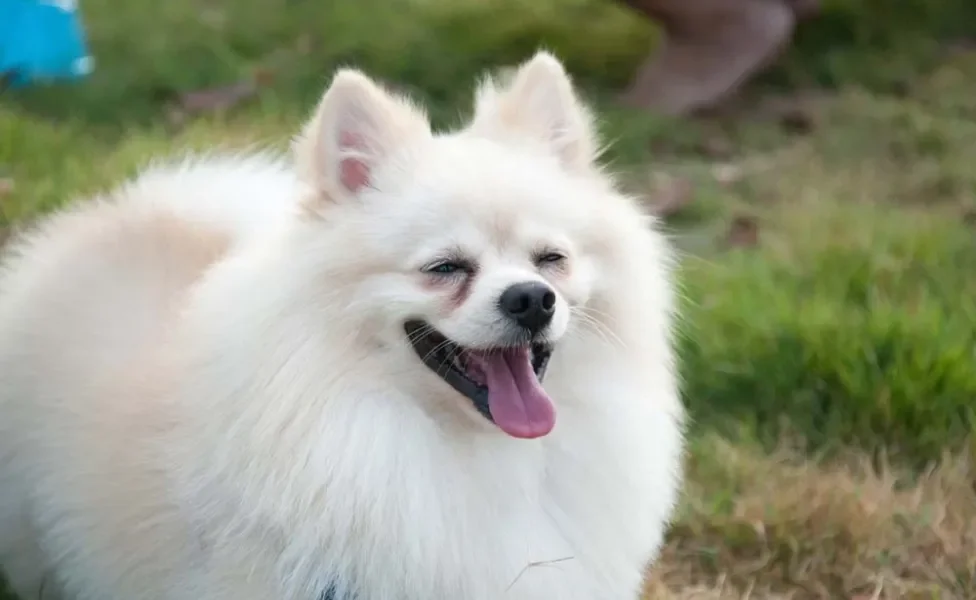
[0,156,298,598]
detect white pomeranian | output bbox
[0,51,684,600]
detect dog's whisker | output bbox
[570,307,626,350]
[575,307,626,347]
[406,323,436,345]
[420,339,456,365]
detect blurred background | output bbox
[2,0,976,598]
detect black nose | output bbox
[498,281,557,334]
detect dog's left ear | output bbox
[294,69,431,205]
[468,51,599,172]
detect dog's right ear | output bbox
[294,69,431,205]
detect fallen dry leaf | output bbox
[171,69,275,118]
[725,214,760,248]
[754,92,824,135]
[943,37,976,57]
[177,80,258,114]
[962,208,976,227]
[696,135,734,160]
[779,106,816,135]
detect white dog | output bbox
[0,51,684,600]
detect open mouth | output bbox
[403,320,556,439]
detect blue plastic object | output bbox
[0,0,93,89]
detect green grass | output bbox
[3,0,976,598]
[675,88,976,463]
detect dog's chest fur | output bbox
[196,377,679,600]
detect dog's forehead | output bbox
[408,139,582,218]
[365,135,596,257]
[401,185,572,250]
[381,194,546,254]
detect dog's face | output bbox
[293,52,615,439]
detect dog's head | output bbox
[290,52,649,439]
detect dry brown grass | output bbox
[642,436,976,599]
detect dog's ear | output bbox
[468,51,599,172]
[294,69,431,203]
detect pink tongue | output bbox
[468,348,556,438]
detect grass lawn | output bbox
[2,0,976,598]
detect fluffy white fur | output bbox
[0,51,684,600]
